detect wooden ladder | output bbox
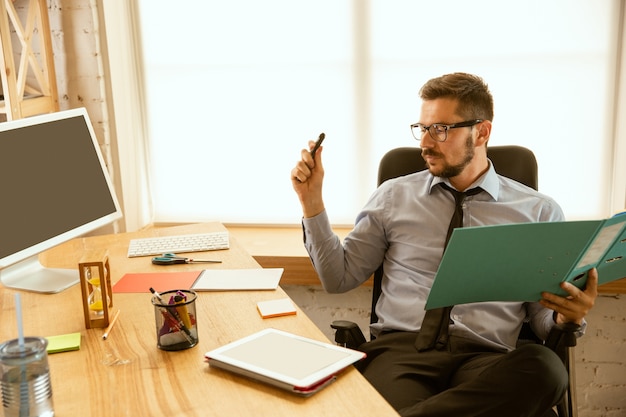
[0,0,58,121]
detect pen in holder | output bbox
[150,288,198,351]
[78,250,113,329]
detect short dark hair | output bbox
[419,73,494,121]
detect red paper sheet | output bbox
[112,271,201,293]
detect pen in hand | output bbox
[310,132,325,159]
[295,132,326,184]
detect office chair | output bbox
[331,145,580,417]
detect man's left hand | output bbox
[540,268,598,325]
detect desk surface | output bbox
[0,223,398,417]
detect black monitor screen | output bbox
[0,116,117,257]
[0,108,122,292]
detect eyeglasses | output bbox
[410,119,483,142]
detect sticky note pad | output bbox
[256,298,297,319]
[46,332,81,354]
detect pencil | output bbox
[102,309,121,340]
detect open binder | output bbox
[426,213,626,310]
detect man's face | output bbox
[418,98,476,178]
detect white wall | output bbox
[136,0,626,225]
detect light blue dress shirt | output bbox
[303,161,572,352]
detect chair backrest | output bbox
[377,145,538,189]
[370,145,539,324]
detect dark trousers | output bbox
[357,332,568,417]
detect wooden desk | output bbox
[0,223,398,417]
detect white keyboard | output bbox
[127,231,230,257]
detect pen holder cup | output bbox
[0,337,54,417]
[152,290,199,351]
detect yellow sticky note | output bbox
[256,298,297,319]
[46,332,81,354]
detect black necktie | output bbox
[415,183,482,352]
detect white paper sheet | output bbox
[191,268,283,291]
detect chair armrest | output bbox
[546,322,581,417]
[545,322,581,361]
[331,320,367,349]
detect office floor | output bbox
[282,285,373,342]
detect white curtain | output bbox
[136,0,624,225]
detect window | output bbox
[137,0,623,225]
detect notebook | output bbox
[192,268,284,291]
[204,328,366,396]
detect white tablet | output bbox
[204,328,366,396]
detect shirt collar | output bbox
[428,159,499,200]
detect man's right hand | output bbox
[291,141,326,218]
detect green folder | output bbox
[425,213,626,310]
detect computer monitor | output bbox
[0,108,123,293]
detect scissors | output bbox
[151,253,222,265]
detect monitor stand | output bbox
[0,256,79,293]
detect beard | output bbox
[423,134,475,178]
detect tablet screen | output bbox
[206,328,365,387]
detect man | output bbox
[290,73,597,417]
